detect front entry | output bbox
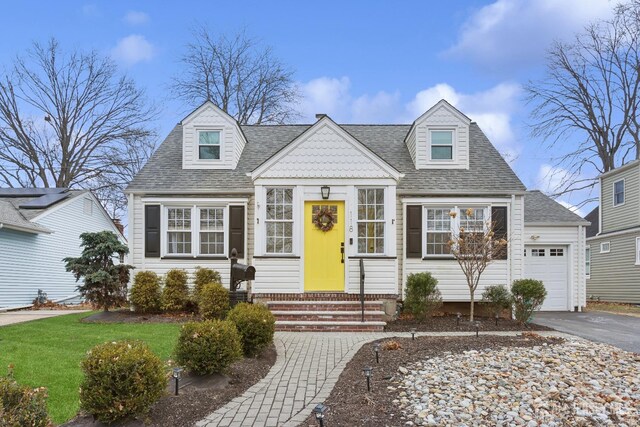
[304,201,345,291]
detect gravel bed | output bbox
[396,340,640,426]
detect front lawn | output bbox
[0,312,181,424]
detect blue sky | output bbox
[0,0,617,214]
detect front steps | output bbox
[268,300,386,332]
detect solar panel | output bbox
[19,192,70,209]
[0,188,67,197]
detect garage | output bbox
[524,245,570,311]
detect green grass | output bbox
[0,312,181,425]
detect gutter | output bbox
[125,188,255,195]
[0,222,52,234]
[397,189,528,196]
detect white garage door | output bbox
[524,246,569,311]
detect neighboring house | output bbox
[0,188,125,308]
[585,160,640,303]
[126,100,588,330]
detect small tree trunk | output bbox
[469,290,475,322]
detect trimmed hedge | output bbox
[162,269,190,312]
[481,284,512,318]
[198,283,230,320]
[511,279,547,324]
[175,320,242,375]
[193,267,222,300]
[130,271,162,313]
[0,371,50,427]
[404,272,443,319]
[79,340,166,424]
[227,303,275,357]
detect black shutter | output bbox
[145,205,161,257]
[406,205,422,258]
[229,205,245,258]
[492,206,508,260]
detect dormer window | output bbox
[430,130,454,160]
[198,130,221,160]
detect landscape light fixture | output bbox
[474,321,480,338]
[321,186,330,200]
[410,328,416,340]
[313,403,327,427]
[456,312,462,327]
[373,342,380,364]
[363,366,373,391]
[172,367,183,396]
[495,314,500,326]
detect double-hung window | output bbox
[613,180,625,206]
[357,188,385,254]
[585,247,591,276]
[198,130,221,160]
[425,208,452,255]
[199,208,225,255]
[265,188,293,254]
[430,130,453,160]
[167,208,192,254]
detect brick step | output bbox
[267,300,384,312]
[275,320,386,332]
[271,310,386,322]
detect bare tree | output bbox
[526,0,640,204]
[448,209,508,322]
[172,27,300,124]
[0,38,157,218]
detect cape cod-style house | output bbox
[126,100,589,330]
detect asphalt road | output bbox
[532,311,640,353]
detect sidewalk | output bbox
[0,309,89,327]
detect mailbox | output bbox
[232,263,256,281]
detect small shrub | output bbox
[482,284,512,318]
[0,369,50,427]
[511,279,547,324]
[130,271,162,313]
[162,269,190,312]
[382,340,402,351]
[193,267,222,300]
[198,283,230,320]
[175,320,242,375]
[404,272,443,319]
[79,340,166,424]
[227,303,275,357]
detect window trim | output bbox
[196,128,223,162]
[613,179,625,207]
[428,128,456,162]
[356,187,386,256]
[585,246,591,277]
[264,187,295,255]
[600,241,611,254]
[161,204,229,258]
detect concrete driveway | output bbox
[0,309,88,327]
[532,311,640,353]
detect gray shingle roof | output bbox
[0,200,51,233]
[127,122,526,194]
[585,207,599,237]
[524,191,590,225]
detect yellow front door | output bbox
[304,201,345,291]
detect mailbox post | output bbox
[229,248,255,306]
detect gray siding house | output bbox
[586,160,640,303]
[0,188,125,308]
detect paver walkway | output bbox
[0,309,89,326]
[197,330,573,427]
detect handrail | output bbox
[359,258,365,322]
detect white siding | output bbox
[405,126,417,166]
[347,258,397,294]
[252,258,301,293]
[524,225,586,310]
[182,103,245,170]
[412,102,470,170]
[0,195,123,308]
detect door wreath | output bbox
[313,206,335,232]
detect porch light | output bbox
[172,367,183,395]
[363,366,373,391]
[410,328,416,340]
[313,403,327,427]
[321,185,330,200]
[373,342,380,364]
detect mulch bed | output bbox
[63,343,277,427]
[300,334,562,427]
[384,314,553,332]
[81,309,201,324]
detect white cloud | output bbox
[111,35,155,65]
[123,11,150,26]
[446,0,613,71]
[557,200,586,218]
[535,164,589,216]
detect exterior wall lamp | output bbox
[321,186,330,200]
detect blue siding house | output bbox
[0,188,125,308]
